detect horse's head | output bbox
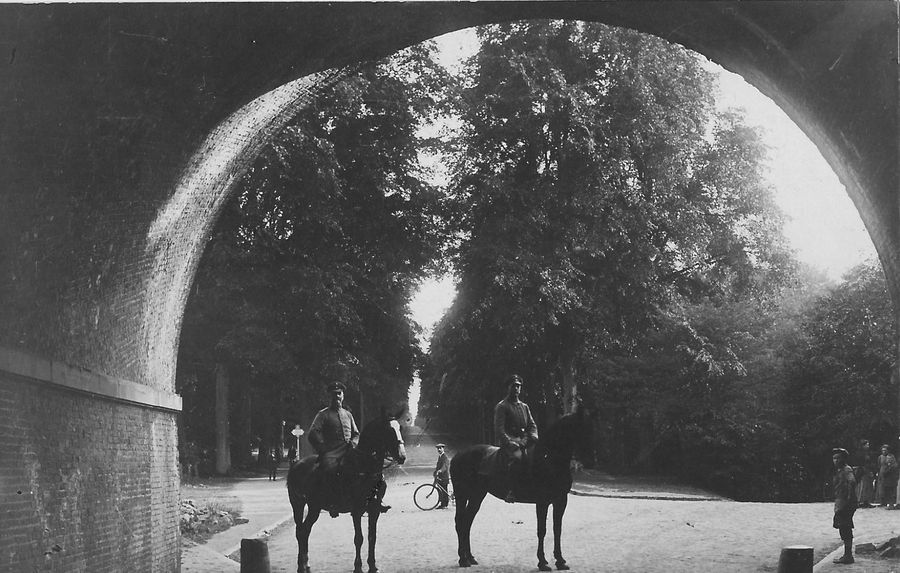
[359,408,407,465]
[544,403,595,468]
[571,403,595,468]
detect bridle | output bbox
[382,419,405,467]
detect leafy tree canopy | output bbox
[424,21,796,435]
[178,42,453,448]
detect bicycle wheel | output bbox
[414,483,441,511]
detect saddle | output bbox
[478,445,536,499]
[312,452,383,517]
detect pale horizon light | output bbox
[429,27,876,283]
[408,24,879,423]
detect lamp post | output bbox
[291,425,304,459]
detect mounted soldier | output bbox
[307,381,390,515]
[493,374,539,503]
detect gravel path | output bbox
[254,465,899,573]
[182,432,900,573]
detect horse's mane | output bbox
[356,411,404,455]
[357,416,390,452]
[536,409,583,460]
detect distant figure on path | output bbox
[875,444,898,507]
[854,440,876,508]
[268,444,279,481]
[433,443,450,509]
[493,373,539,503]
[183,441,200,482]
[288,444,298,465]
[832,447,857,565]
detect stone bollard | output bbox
[241,538,271,573]
[777,545,813,573]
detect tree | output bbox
[177,42,452,468]
[424,21,795,440]
[784,260,897,481]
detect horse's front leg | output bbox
[552,496,570,570]
[536,502,551,571]
[353,511,364,573]
[455,489,485,567]
[367,508,380,573]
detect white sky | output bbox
[413,27,875,313]
[408,27,877,416]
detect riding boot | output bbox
[327,470,342,518]
[366,478,391,513]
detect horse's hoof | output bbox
[539,564,552,572]
[459,560,471,568]
[468,556,478,566]
[556,563,570,571]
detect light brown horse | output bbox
[286,413,406,573]
[450,406,592,571]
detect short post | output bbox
[241,538,270,573]
[777,545,813,573]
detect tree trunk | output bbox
[359,388,366,427]
[558,321,578,414]
[215,361,231,475]
[561,354,577,415]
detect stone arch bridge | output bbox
[0,2,896,571]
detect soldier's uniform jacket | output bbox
[493,397,538,448]
[308,406,360,455]
[834,464,858,511]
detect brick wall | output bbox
[0,371,179,573]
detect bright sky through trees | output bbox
[415,25,876,313]
[407,26,877,420]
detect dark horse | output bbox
[286,413,406,573]
[450,406,591,571]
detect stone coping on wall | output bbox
[0,346,182,412]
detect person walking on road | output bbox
[493,374,539,503]
[433,443,450,509]
[832,447,857,565]
[268,444,279,481]
[875,443,898,508]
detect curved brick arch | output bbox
[0,3,895,571]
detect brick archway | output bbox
[0,3,895,571]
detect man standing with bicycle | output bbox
[433,443,450,509]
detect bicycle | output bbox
[414,479,454,510]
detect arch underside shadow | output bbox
[149,2,899,395]
[0,2,894,389]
